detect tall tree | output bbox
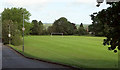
[90,2,120,52]
[31,20,44,35]
[2,7,31,33]
[24,22,33,35]
[89,11,106,36]
[31,20,39,35]
[1,7,31,45]
[103,2,120,52]
[38,21,44,35]
[47,26,53,34]
[52,17,77,35]
[78,23,87,35]
[80,23,83,27]
[2,20,22,45]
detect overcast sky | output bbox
[0,0,110,24]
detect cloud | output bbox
[3,0,97,10]
[74,0,96,4]
[2,0,53,12]
[4,0,72,7]
[4,0,51,8]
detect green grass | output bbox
[11,36,118,68]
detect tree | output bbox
[80,23,83,27]
[70,23,77,35]
[90,2,120,52]
[31,20,39,35]
[2,20,22,45]
[24,22,33,35]
[88,12,105,36]
[31,20,44,35]
[78,23,87,35]
[52,17,77,35]
[88,24,95,35]
[102,2,120,52]
[1,7,31,45]
[38,21,44,35]
[1,7,31,33]
[42,29,48,35]
[47,26,53,34]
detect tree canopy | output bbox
[78,23,87,35]
[51,17,77,35]
[2,7,31,23]
[31,20,44,35]
[2,7,31,32]
[89,2,120,52]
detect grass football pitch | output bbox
[11,36,118,68]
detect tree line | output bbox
[31,17,88,35]
[1,7,88,46]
